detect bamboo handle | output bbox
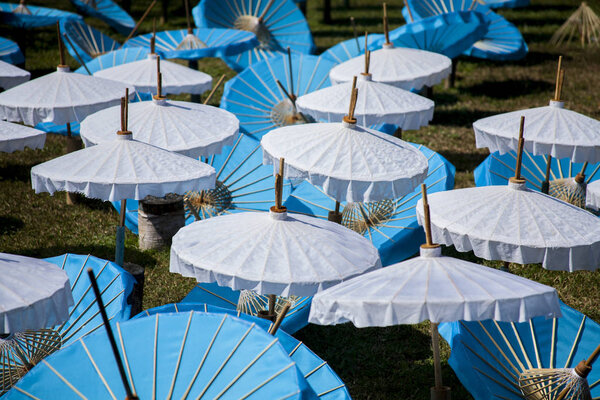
[383,3,390,45]
[575,161,588,183]
[123,0,157,44]
[124,88,129,131]
[183,0,192,33]
[87,269,137,399]
[404,0,414,22]
[542,155,552,194]
[203,74,226,105]
[268,294,276,315]
[364,31,368,55]
[272,158,285,211]
[269,301,291,336]
[62,33,91,75]
[350,17,360,52]
[554,56,563,101]
[259,0,275,21]
[343,76,358,123]
[421,184,434,246]
[275,79,296,105]
[56,22,66,67]
[513,116,526,181]
[585,343,600,367]
[431,323,444,389]
[557,69,565,102]
[120,97,126,132]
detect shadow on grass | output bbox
[432,108,498,128]
[0,215,24,234]
[438,149,488,173]
[461,79,553,99]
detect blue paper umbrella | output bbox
[112,133,292,233]
[0,36,23,64]
[44,253,135,345]
[75,46,149,74]
[182,282,312,334]
[474,150,600,208]
[193,0,315,71]
[484,0,530,9]
[69,0,135,35]
[122,28,258,61]
[0,2,82,28]
[320,33,384,65]
[221,53,336,139]
[60,19,120,64]
[403,1,527,61]
[283,143,455,266]
[377,11,489,59]
[135,303,351,399]
[4,312,318,399]
[438,301,600,400]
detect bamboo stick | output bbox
[350,17,360,52]
[404,0,414,22]
[56,23,66,67]
[62,33,91,75]
[511,116,526,183]
[554,56,562,101]
[343,76,358,124]
[431,323,444,389]
[383,3,390,45]
[269,302,291,336]
[123,0,157,45]
[203,74,226,105]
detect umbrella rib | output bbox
[40,359,87,399]
[564,315,586,368]
[81,340,117,400]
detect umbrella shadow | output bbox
[0,215,24,235]
[431,108,498,128]
[461,79,554,99]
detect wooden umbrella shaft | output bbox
[383,3,390,44]
[123,0,157,44]
[87,269,138,399]
[350,17,360,52]
[554,56,563,101]
[513,116,526,181]
[431,323,444,389]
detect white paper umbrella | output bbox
[0,253,74,334]
[309,245,561,327]
[80,98,238,158]
[474,100,600,164]
[585,179,600,211]
[0,59,29,90]
[329,43,452,91]
[31,131,216,202]
[261,88,428,203]
[0,66,133,126]
[170,210,382,297]
[0,120,45,153]
[93,53,212,95]
[309,184,561,398]
[416,179,600,272]
[296,72,434,130]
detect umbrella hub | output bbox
[237,290,299,316]
[358,73,372,81]
[341,200,395,235]
[234,15,275,50]
[549,177,587,209]
[419,246,442,258]
[13,1,31,15]
[0,329,62,396]
[382,42,394,50]
[57,66,71,73]
[175,33,208,51]
[508,178,526,187]
[549,100,565,109]
[183,180,232,218]
[271,98,306,127]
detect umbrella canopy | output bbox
[31,131,216,201]
[193,0,315,71]
[0,36,24,65]
[135,303,351,400]
[0,2,82,28]
[416,180,600,271]
[295,73,434,129]
[80,98,237,158]
[69,0,135,35]
[182,283,311,334]
[0,59,29,89]
[111,133,292,232]
[4,312,318,399]
[170,210,382,297]
[379,11,489,59]
[93,53,212,95]
[122,28,258,61]
[0,66,133,126]
[474,100,600,164]
[309,245,560,327]
[403,1,528,61]
[329,44,452,91]
[485,0,530,8]
[283,143,455,266]
[438,300,599,400]
[261,121,429,203]
[44,253,135,345]
[0,120,45,153]
[586,180,600,211]
[76,46,149,74]
[320,33,383,65]
[221,52,336,138]
[60,19,120,64]
[0,253,74,334]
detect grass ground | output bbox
[1,0,600,398]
